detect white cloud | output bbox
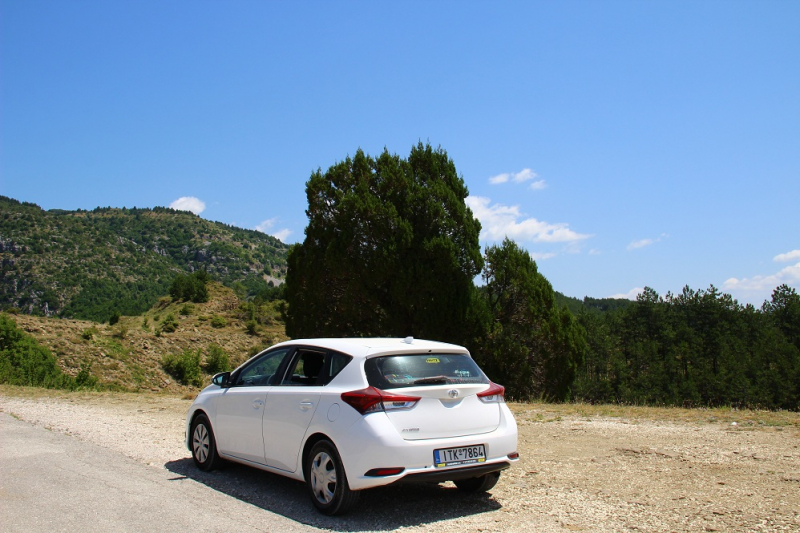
[627,238,655,250]
[723,261,800,293]
[255,218,277,233]
[169,196,206,215]
[489,168,542,188]
[774,250,800,263]
[610,287,645,300]
[271,228,292,242]
[466,196,591,244]
[530,251,556,261]
[589,249,602,255]
[255,218,292,242]
[627,234,668,251]
[512,168,537,183]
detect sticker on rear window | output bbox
[426,358,440,364]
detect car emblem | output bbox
[448,389,459,398]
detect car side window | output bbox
[324,351,352,385]
[282,350,326,386]
[234,348,293,387]
[277,349,352,386]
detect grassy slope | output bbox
[6,283,288,393]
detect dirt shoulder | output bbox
[1,386,798,532]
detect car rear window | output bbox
[365,354,489,389]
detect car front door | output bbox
[214,347,293,465]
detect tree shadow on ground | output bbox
[165,458,502,531]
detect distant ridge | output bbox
[0,196,290,322]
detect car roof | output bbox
[270,337,469,358]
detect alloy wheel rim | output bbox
[193,423,209,463]
[310,451,337,504]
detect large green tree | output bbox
[473,239,586,401]
[284,143,483,343]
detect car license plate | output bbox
[433,445,486,468]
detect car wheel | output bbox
[305,439,360,515]
[191,414,221,472]
[453,471,501,493]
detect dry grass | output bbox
[508,401,800,429]
[0,383,185,403]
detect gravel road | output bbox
[1,390,798,532]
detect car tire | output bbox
[453,471,501,493]
[305,439,360,515]
[191,413,221,472]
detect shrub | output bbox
[162,349,203,387]
[210,315,226,329]
[180,303,194,316]
[170,271,210,303]
[161,313,179,333]
[112,324,128,339]
[81,327,98,340]
[109,310,121,325]
[245,319,258,335]
[75,363,98,388]
[204,344,231,374]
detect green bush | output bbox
[75,363,98,388]
[245,319,258,335]
[161,313,179,333]
[170,271,210,303]
[204,344,231,374]
[112,324,128,339]
[180,303,194,316]
[210,315,226,329]
[0,314,95,390]
[109,310,121,325]
[162,349,203,387]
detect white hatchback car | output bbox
[186,337,518,515]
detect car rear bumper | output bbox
[336,403,518,490]
[392,460,512,484]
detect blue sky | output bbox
[2,1,798,306]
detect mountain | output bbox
[0,196,290,322]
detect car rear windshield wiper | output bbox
[413,376,449,385]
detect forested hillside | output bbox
[555,293,633,315]
[573,285,800,410]
[0,196,289,322]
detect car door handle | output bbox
[253,399,264,409]
[299,401,314,411]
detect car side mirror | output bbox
[212,372,231,388]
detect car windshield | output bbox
[365,354,488,390]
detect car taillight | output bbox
[477,382,505,403]
[364,467,405,477]
[341,387,420,415]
